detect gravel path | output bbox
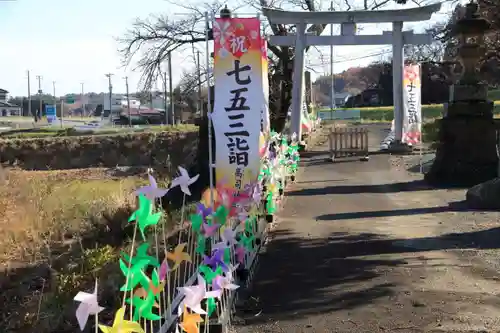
[234,125,500,333]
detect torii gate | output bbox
[263,3,442,142]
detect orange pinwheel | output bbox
[166,243,192,271]
[134,280,165,308]
[179,306,204,333]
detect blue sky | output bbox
[0,0,452,97]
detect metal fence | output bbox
[328,126,369,160]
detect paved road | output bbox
[234,125,500,333]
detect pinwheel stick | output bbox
[154,227,164,328]
[159,199,171,315]
[175,193,187,291]
[95,279,99,333]
[121,225,139,321]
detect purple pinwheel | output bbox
[202,222,220,237]
[196,203,213,221]
[251,183,262,203]
[213,227,238,251]
[202,249,228,272]
[134,174,169,200]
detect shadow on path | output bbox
[235,230,404,324]
[235,226,500,327]
[316,201,498,221]
[287,179,434,196]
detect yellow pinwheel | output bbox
[166,243,192,271]
[179,306,204,333]
[98,307,144,333]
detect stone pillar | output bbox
[425,83,498,186]
[392,21,404,142]
[290,22,306,139]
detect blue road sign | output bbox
[45,105,57,123]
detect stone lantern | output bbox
[453,1,490,85]
[425,1,498,187]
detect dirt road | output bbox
[234,128,500,333]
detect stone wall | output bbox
[0,130,199,170]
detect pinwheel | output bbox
[212,227,238,251]
[134,173,169,200]
[121,242,159,268]
[179,305,204,333]
[202,248,228,272]
[166,243,192,271]
[98,307,144,333]
[170,166,199,196]
[118,258,150,292]
[74,280,104,331]
[128,194,162,240]
[177,274,222,315]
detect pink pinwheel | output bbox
[159,259,170,281]
[202,222,220,237]
[235,246,246,264]
[202,249,228,272]
[237,209,249,223]
[177,274,222,314]
[134,174,169,200]
[213,264,239,291]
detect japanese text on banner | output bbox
[211,17,264,192]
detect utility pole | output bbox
[124,76,131,127]
[330,1,336,112]
[80,82,85,116]
[163,71,168,125]
[168,53,174,125]
[53,81,62,127]
[104,73,113,123]
[196,51,202,116]
[36,75,42,122]
[27,70,32,119]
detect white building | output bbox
[103,94,141,111]
[0,89,21,116]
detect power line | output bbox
[307,49,392,66]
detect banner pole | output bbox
[205,11,215,209]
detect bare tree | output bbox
[119,0,413,132]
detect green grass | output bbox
[0,168,180,332]
[319,100,500,121]
[0,124,198,139]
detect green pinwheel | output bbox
[126,292,161,321]
[245,217,257,234]
[128,194,162,240]
[189,213,203,233]
[121,242,159,268]
[239,232,255,252]
[119,258,151,292]
[266,192,276,214]
[206,297,217,317]
[212,205,229,225]
[195,234,207,256]
[223,248,231,264]
[198,265,223,285]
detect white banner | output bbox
[402,64,422,146]
[212,17,264,191]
